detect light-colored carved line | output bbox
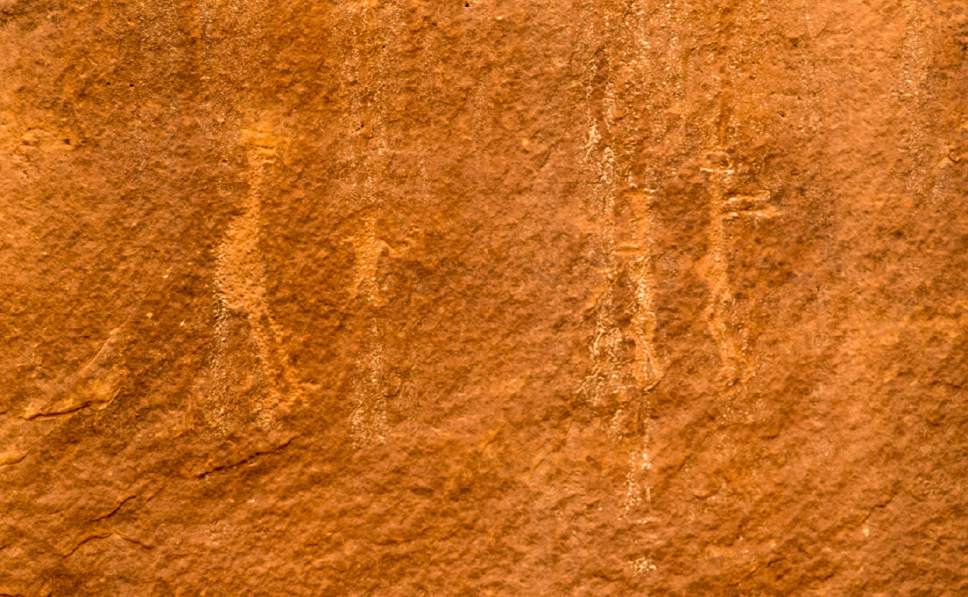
[628,188,664,391]
[351,212,390,305]
[701,155,742,385]
[622,422,656,522]
[723,190,778,221]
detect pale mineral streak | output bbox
[1,1,965,594]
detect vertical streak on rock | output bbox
[621,3,668,531]
[351,211,390,306]
[577,9,622,411]
[899,0,929,196]
[665,0,686,116]
[700,150,741,388]
[343,1,402,447]
[575,3,664,532]
[798,0,825,141]
[698,3,748,393]
[629,247,661,392]
[625,2,665,398]
[350,322,388,447]
[622,215,662,526]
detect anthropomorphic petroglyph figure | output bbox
[700,150,743,386]
[340,1,406,447]
[700,149,779,388]
[576,8,666,534]
[200,120,303,430]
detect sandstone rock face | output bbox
[1,1,966,594]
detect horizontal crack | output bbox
[91,494,138,523]
[195,436,299,480]
[62,531,153,559]
[0,452,28,467]
[23,401,98,421]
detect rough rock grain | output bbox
[1,0,967,594]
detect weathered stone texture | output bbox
[1,0,966,594]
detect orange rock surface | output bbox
[1,1,966,594]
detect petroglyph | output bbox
[350,211,392,307]
[350,327,389,447]
[629,556,658,576]
[700,147,777,387]
[576,115,625,408]
[700,150,744,385]
[623,435,655,519]
[577,6,665,527]
[339,2,405,447]
[577,90,661,408]
[205,120,303,428]
[578,287,625,408]
[723,190,778,221]
[627,190,664,392]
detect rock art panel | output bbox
[0,1,965,595]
